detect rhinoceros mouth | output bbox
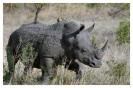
[79,58,102,68]
[88,60,102,68]
[89,62,102,68]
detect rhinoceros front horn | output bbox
[101,40,108,52]
[64,24,85,38]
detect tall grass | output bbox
[3,40,130,85]
[116,20,130,44]
[4,3,19,12]
[20,43,37,70]
[106,59,129,84]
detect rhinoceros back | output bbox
[39,22,65,59]
[8,22,48,52]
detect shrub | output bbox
[3,64,10,84]
[121,3,130,10]
[20,43,38,74]
[86,3,102,8]
[109,3,130,10]
[116,21,130,44]
[111,62,129,84]
[9,43,38,84]
[34,3,47,9]
[107,60,127,77]
[4,3,19,12]
[112,62,127,78]
[24,3,48,12]
[106,59,129,84]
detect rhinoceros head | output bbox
[62,22,108,68]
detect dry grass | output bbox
[3,3,130,85]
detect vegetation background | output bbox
[3,3,130,85]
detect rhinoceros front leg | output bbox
[65,60,82,80]
[40,57,55,84]
[74,59,85,80]
[75,69,82,80]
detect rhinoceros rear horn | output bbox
[86,23,95,32]
[101,40,108,52]
[64,24,85,38]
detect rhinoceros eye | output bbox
[95,54,100,60]
[95,50,102,60]
[81,48,87,53]
[73,44,79,50]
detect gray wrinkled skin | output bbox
[7,21,108,84]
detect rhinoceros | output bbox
[6,20,108,84]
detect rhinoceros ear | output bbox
[64,24,85,38]
[86,23,95,32]
[101,40,108,52]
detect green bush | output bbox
[86,3,102,8]
[4,3,19,12]
[109,3,130,10]
[24,3,48,12]
[10,43,38,84]
[112,62,127,78]
[106,59,129,84]
[34,3,47,9]
[121,3,130,10]
[116,21,130,44]
[20,43,37,68]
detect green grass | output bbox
[4,59,130,85]
[20,43,37,67]
[3,3,20,12]
[106,59,130,84]
[116,21,130,44]
[109,3,130,10]
[86,3,103,8]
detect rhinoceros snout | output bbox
[89,59,102,68]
